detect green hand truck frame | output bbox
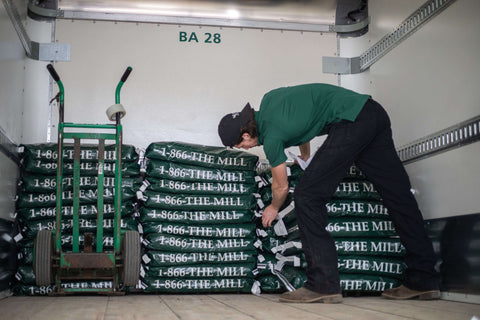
[33,64,141,294]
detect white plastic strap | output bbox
[271,269,295,292]
[273,220,288,237]
[271,241,302,254]
[141,238,150,247]
[256,229,268,238]
[277,201,295,219]
[251,280,262,295]
[142,254,151,264]
[14,233,23,242]
[257,198,265,209]
[253,239,263,249]
[139,180,150,192]
[137,149,146,165]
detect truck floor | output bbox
[1,294,479,320]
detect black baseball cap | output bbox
[218,103,253,147]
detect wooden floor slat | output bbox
[381,298,480,314]
[0,296,55,320]
[275,297,413,320]
[0,294,479,320]
[208,294,332,320]
[343,296,480,320]
[160,294,255,320]
[104,295,178,320]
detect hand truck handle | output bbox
[46,64,65,123]
[120,67,132,83]
[115,66,132,105]
[47,64,61,82]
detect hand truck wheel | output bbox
[34,230,53,286]
[121,230,141,287]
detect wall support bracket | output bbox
[323,56,361,75]
[323,0,457,74]
[2,0,70,61]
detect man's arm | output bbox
[262,162,289,228]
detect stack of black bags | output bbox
[12,143,142,295]
[10,142,408,296]
[138,142,261,293]
[255,163,407,295]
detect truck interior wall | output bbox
[5,1,479,221]
[52,21,336,159]
[339,0,480,220]
[0,153,17,221]
[0,0,24,221]
[21,19,53,144]
[14,0,480,222]
[2,0,480,301]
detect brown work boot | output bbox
[381,285,440,300]
[279,287,343,303]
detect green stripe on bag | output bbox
[21,175,142,193]
[20,143,138,162]
[146,177,257,195]
[144,263,256,278]
[143,191,257,211]
[146,160,256,183]
[139,207,253,224]
[145,141,258,171]
[144,234,256,253]
[143,250,258,267]
[17,187,136,208]
[326,218,397,237]
[327,199,389,218]
[142,221,256,238]
[23,157,140,176]
[21,217,138,240]
[340,274,401,292]
[337,256,406,278]
[142,277,254,293]
[16,201,134,222]
[335,238,406,257]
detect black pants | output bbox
[294,99,439,294]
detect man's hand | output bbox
[263,163,289,228]
[262,205,279,228]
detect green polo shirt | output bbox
[255,83,370,167]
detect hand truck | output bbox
[33,64,140,294]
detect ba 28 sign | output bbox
[179,31,222,44]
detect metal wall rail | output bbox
[323,0,457,74]
[2,0,32,56]
[359,0,457,71]
[397,115,480,165]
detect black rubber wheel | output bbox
[122,230,141,287]
[34,230,53,286]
